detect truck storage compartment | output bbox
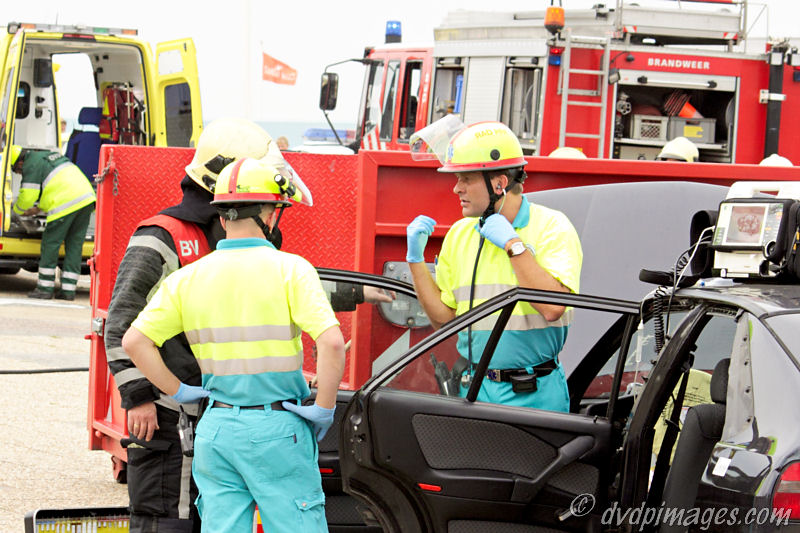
[668,117,716,144]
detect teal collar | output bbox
[216,238,276,250]
[511,196,531,229]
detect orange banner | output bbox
[262,53,297,85]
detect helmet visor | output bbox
[266,156,313,206]
[409,114,465,163]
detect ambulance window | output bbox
[501,65,542,149]
[398,61,422,142]
[164,83,192,147]
[431,61,465,123]
[0,70,14,149]
[15,82,30,119]
[380,61,400,142]
[363,63,384,144]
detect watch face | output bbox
[509,242,526,256]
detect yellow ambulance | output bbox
[0,22,202,274]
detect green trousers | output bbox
[37,203,95,295]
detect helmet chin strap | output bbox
[479,168,528,226]
[257,205,286,249]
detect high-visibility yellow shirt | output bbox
[132,238,339,405]
[435,196,583,369]
[13,150,95,222]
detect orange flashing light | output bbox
[121,29,138,36]
[545,6,565,35]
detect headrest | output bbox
[78,106,103,126]
[710,358,730,404]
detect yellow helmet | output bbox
[548,146,587,159]
[438,121,526,173]
[9,145,22,166]
[759,154,793,167]
[211,158,311,212]
[657,137,699,162]
[185,118,279,192]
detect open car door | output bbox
[0,30,24,234]
[154,39,202,147]
[311,268,437,532]
[340,287,640,532]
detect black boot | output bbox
[55,290,75,301]
[28,288,54,299]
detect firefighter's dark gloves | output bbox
[171,382,210,404]
[282,402,335,441]
[478,213,518,250]
[407,215,437,263]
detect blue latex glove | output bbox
[282,402,335,441]
[170,382,210,404]
[406,215,437,263]
[478,213,519,250]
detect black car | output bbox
[314,182,800,532]
[334,275,800,532]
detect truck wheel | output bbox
[111,455,128,484]
[0,267,20,275]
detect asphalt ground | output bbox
[0,270,128,532]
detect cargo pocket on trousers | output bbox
[126,444,169,515]
[295,492,326,532]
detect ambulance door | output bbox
[154,39,202,148]
[0,31,25,234]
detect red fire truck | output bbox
[320,0,800,163]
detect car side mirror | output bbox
[319,72,339,111]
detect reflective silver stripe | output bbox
[60,281,77,291]
[197,352,302,376]
[21,183,40,190]
[113,366,146,386]
[106,346,130,362]
[37,279,56,288]
[39,267,57,276]
[470,308,573,331]
[41,162,73,189]
[61,271,80,281]
[178,453,192,519]
[155,394,199,416]
[452,283,516,303]
[127,234,179,272]
[186,324,299,345]
[47,192,94,216]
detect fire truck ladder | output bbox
[558,29,610,158]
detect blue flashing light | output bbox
[548,55,562,66]
[385,20,402,36]
[385,20,402,43]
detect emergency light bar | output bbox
[711,181,800,278]
[7,22,138,36]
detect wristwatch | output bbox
[507,241,527,258]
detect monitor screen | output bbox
[713,200,786,251]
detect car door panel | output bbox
[345,387,612,531]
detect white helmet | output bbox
[657,137,699,163]
[548,146,587,159]
[759,154,793,167]
[185,118,282,192]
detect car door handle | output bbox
[510,435,594,503]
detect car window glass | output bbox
[382,296,631,415]
[383,312,501,396]
[764,313,800,363]
[309,279,432,384]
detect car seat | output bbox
[65,106,103,182]
[659,358,729,533]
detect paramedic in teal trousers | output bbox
[122,157,345,532]
[406,121,582,411]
